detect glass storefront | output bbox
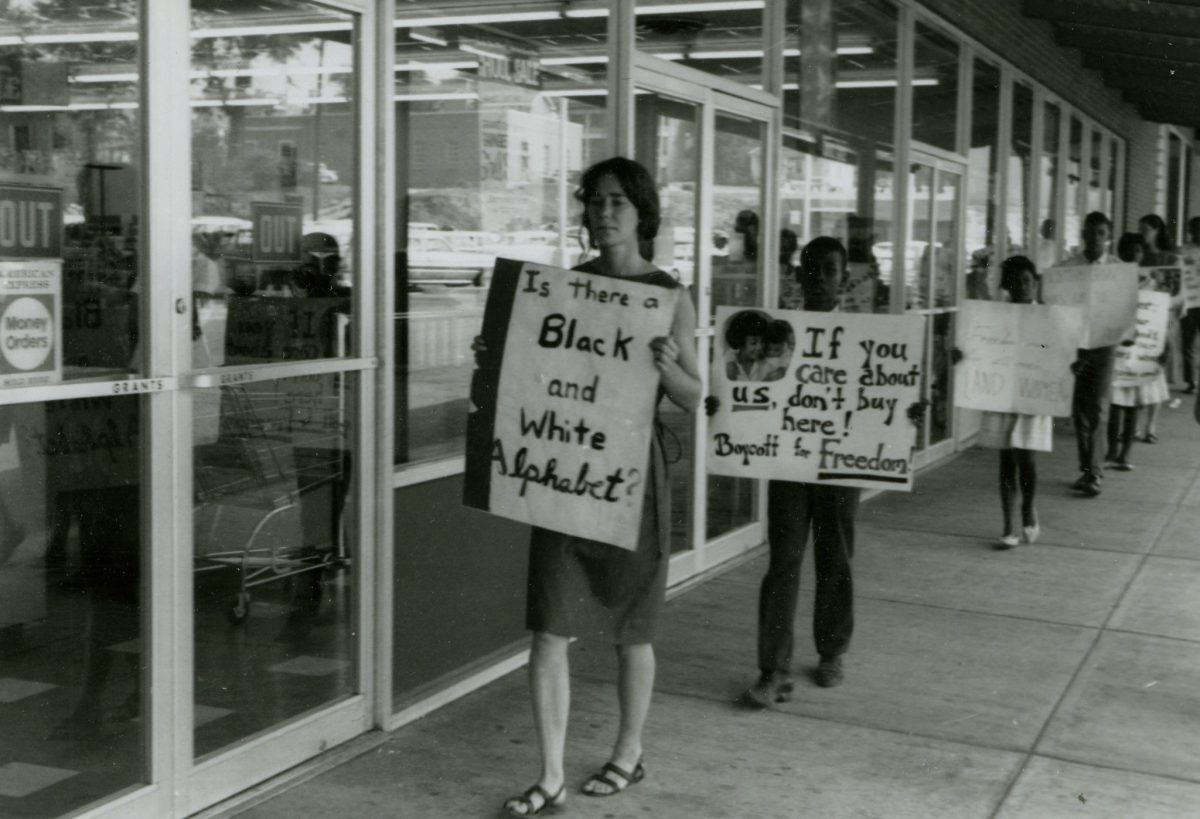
[0,1,1150,816]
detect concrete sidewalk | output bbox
[231,399,1200,818]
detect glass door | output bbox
[906,153,964,464]
[181,2,374,811]
[632,68,775,582]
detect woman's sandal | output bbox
[503,784,565,817]
[581,760,645,797]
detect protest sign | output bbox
[1179,251,1200,311]
[464,259,678,549]
[706,306,923,490]
[953,299,1084,417]
[1040,263,1138,348]
[1112,290,1170,388]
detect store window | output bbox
[0,5,147,817]
[1105,137,1118,222]
[783,0,897,309]
[1036,101,1060,271]
[1168,131,1183,242]
[189,5,356,369]
[392,9,607,467]
[966,59,999,299]
[1087,128,1104,215]
[1007,81,1033,258]
[912,22,959,154]
[1065,115,1082,255]
[635,0,764,86]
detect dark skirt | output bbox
[525,424,671,645]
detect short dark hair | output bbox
[1083,211,1112,231]
[799,236,848,275]
[1116,232,1147,263]
[575,156,661,246]
[724,310,769,350]
[999,255,1039,292]
[765,319,792,346]
[1138,213,1173,252]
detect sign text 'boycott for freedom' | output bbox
[464,260,678,550]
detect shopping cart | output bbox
[194,385,349,624]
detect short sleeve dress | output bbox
[525,262,681,645]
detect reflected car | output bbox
[407,231,498,286]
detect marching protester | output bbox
[473,157,701,817]
[1061,212,1121,497]
[954,256,1050,548]
[1180,216,1200,395]
[708,236,921,701]
[1134,215,1178,443]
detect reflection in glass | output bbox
[933,171,962,309]
[967,59,1000,300]
[1087,129,1104,214]
[912,23,959,153]
[636,93,698,554]
[636,0,764,86]
[190,2,357,368]
[1,11,140,383]
[907,163,934,310]
[1007,82,1033,257]
[1037,103,1060,272]
[193,373,355,759]
[392,11,608,466]
[1066,117,1083,255]
[706,114,764,541]
[0,396,145,816]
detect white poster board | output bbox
[1040,263,1138,349]
[953,299,1084,417]
[464,260,679,550]
[707,306,923,490]
[1112,290,1170,388]
[1180,249,1200,311]
[0,259,62,387]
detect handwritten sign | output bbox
[953,300,1084,417]
[1041,263,1138,349]
[1179,251,1200,311]
[706,307,923,490]
[464,259,678,549]
[1112,290,1170,388]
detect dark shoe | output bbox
[504,784,565,816]
[742,671,793,708]
[814,656,844,688]
[1183,383,1195,395]
[581,760,644,797]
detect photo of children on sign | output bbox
[723,311,794,383]
[707,305,924,489]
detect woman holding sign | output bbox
[483,157,701,817]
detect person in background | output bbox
[1061,212,1120,498]
[1106,234,1150,470]
[955,256,1050,548]
[477,157,701,817]
[1134,215,1178,442]
[1179,216,1200,395]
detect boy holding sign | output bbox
[708,237,922,699]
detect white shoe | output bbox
[998,534,1020,550]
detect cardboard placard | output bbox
[953,299,1084,417]
[464,259,678,550]
[1179,251,1200,311]
[1040,263,1138,349]
[706,307,923,490]
[1112,290,1171,388]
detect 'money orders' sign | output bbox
[0,184,62,259]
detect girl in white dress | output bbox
[974,256,1051,549]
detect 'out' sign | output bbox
[251,201,303,263]
[0,184,62,259]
